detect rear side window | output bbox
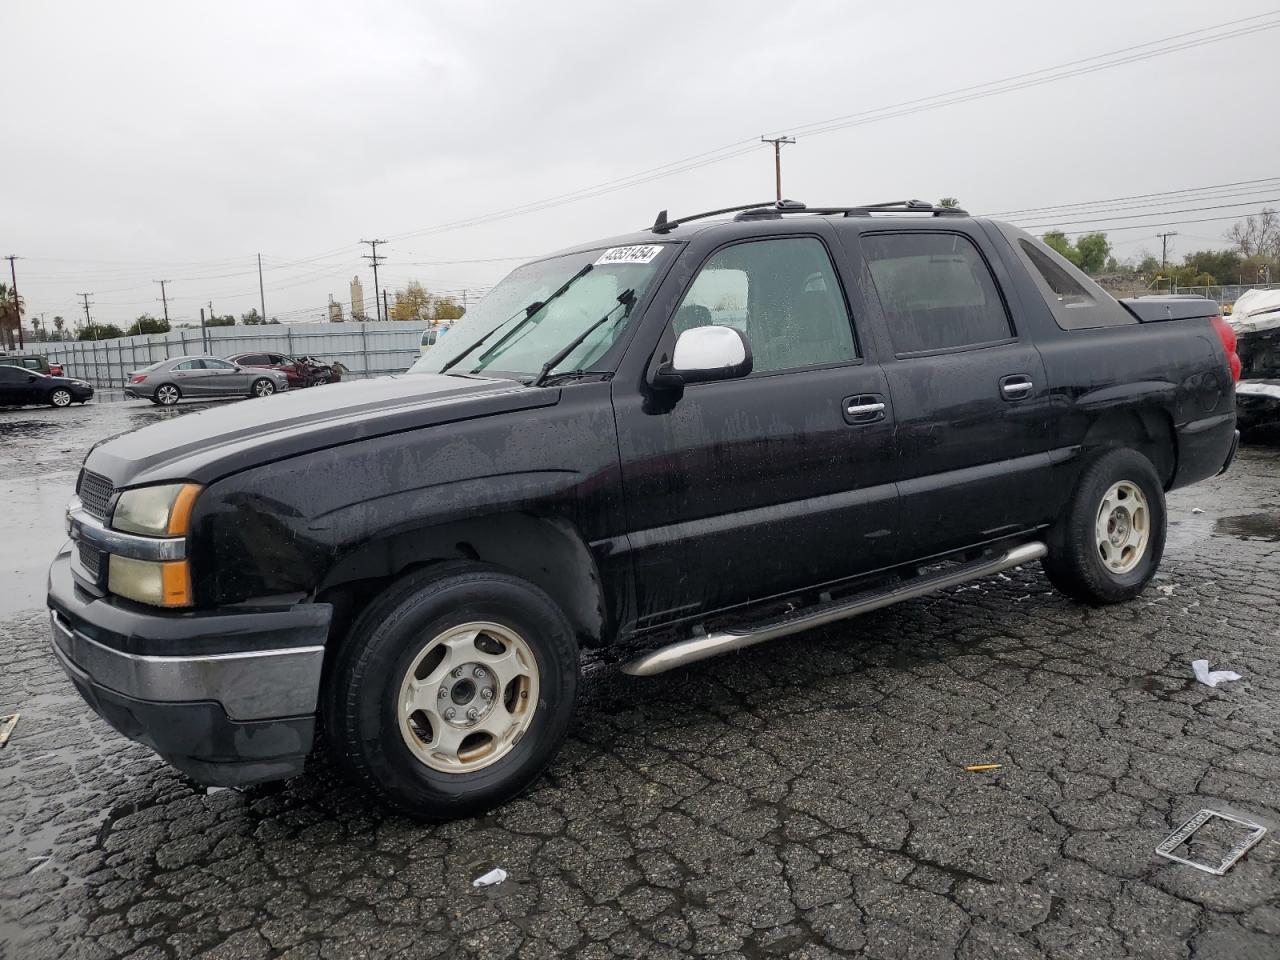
[239,354,269,366]
[995,224,1134,330]
[861,233,1012,354]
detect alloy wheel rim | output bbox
[1095,480,1150,575]
[255,381,274,396]
[52,390,71,406]
[158,386,178,404]
[397,621,540,774]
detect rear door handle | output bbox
[844,394,887,425]
[999,375,1034,401]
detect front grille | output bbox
[78,470,115,519]
[77,541,102,580]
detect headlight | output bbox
[108,555,192,607]
[112,483,201,536]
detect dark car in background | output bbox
[0,365,93,407]
[225,352,343,388]
[0,353,63,377]
[124,356,289,405]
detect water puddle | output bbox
[1213,512,1280,542]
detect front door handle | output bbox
[999,375,1034,401]
[843,394,887,425]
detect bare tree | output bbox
[1226,207,1280,259]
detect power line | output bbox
[1018,197,1280,230]
[986,176,1280,217]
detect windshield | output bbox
[409,243,672,379]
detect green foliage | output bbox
[78,323,124,340]
[206,314,235,327]
[241,309,264,325]
[938,197,960,209]
[1041,231,1110,274]
[125,314,171,336]
[390,281,466,321]
[1073,233,1111,274]
[1180,249,1243,285]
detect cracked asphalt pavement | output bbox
[2,401,1278,959]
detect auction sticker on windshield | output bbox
[595,245,663,265]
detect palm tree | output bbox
[52,315,65,340]
[0,283,23,351]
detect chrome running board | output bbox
[621,541,1047,677]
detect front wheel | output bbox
[49,389,73,408]
[251,377,276,398]
[1043,448,1166,605]
[324,565,579,820]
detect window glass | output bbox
[996,224,1134,330]
[0,366,22,381]
[203,359,237,370]
[267,355,288,365]
[1018,240,1095,306]
[674,237,856,373]
[174,360,201,370]
[861,233,1012,354]
[238,354,269,366]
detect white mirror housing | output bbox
[668,326,753,383]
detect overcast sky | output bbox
[6,0,1279,329]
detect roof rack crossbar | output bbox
[652,201,780,233]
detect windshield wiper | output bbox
[532,289,636,388]
[440,263,593,374]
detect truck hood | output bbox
[86,373,559,487]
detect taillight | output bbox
[129,374,147,384]
[1210,315,1241,383]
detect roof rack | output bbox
[650,199,967,233]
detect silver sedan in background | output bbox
[124,356,290,406]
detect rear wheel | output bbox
[154,384,181,406]
[252,377,276,398]
[324,565,579,820]
[49,388,72,408]
[1044,448,1166,604]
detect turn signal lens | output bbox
[112,483,202,536]
[108,556,193,607]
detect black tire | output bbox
[251,377,276,398]
[323,565,579,820]
[1043,448,1166,605]
[49,388,73,408]
[154,383,181,406]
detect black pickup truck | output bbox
[49,200,1240,819]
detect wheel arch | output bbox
[1080,408,1176,488]
[317,512,609,651]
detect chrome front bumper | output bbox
[50,608,323,721]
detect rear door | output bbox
[169,359,206,395]
[848,226,1054,560]
[613,229,899,631]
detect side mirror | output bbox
[652,326,753,389]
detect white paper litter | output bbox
[472,868,508,888]
[1192,659,1241,688]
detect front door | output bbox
[201,358,250,395]
[852,228,1054,560]
[613,233,899,633]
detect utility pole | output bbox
[760,135,797,203]
[361,239,386,320]
[199,307,209,353]
[257,253,267,323]
[5,255,23,350]
[154,279,171,325]
[383,289,390,323]
[1157,231,1178,271]
[78,292,94,337]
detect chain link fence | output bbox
[11,321,431,388]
